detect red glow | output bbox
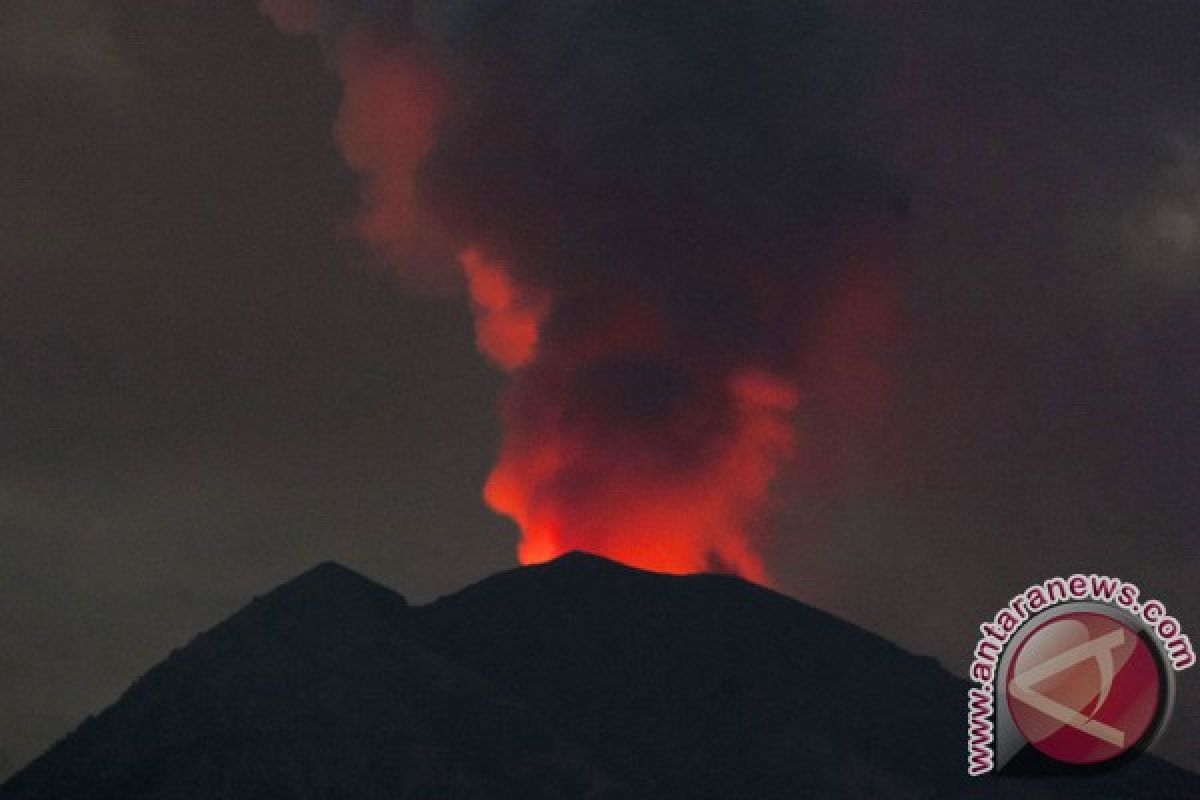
[460,246,816,584]
[461,248,546,370]
[266,13,904,586]
[472,250,901,585]
[333,30,447,282]
[482,366,797,584]
[259,0,320,36]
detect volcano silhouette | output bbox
[2,553,1197,798]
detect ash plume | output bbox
[264,0,906,582]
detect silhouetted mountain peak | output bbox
[293,559,372,585]
[259,559,406,608]
[531,550,657,582]
[1,561,621,800]
[454,549,752,612]
[541,549,623,570]
[5,558,1198,800]
[220,560,408,640]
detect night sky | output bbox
[2,0,1198,778]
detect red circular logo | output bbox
[1006,611,1162,765]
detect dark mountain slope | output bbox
[3,554,1197,799]
[0,562,626,800]
[409,553,959,797]
[408,553,1200,799]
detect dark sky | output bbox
[2,0,1198,778]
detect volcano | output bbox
[2,554,1196,799]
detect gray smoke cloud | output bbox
[264,0,908,580]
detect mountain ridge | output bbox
[3,553,1197,799]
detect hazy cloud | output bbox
[1127,132,1200,290]
[0,0,137,101]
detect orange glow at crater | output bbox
[483,368,797,585]
[264,7,904,587]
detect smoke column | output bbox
[264,0,905,583]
